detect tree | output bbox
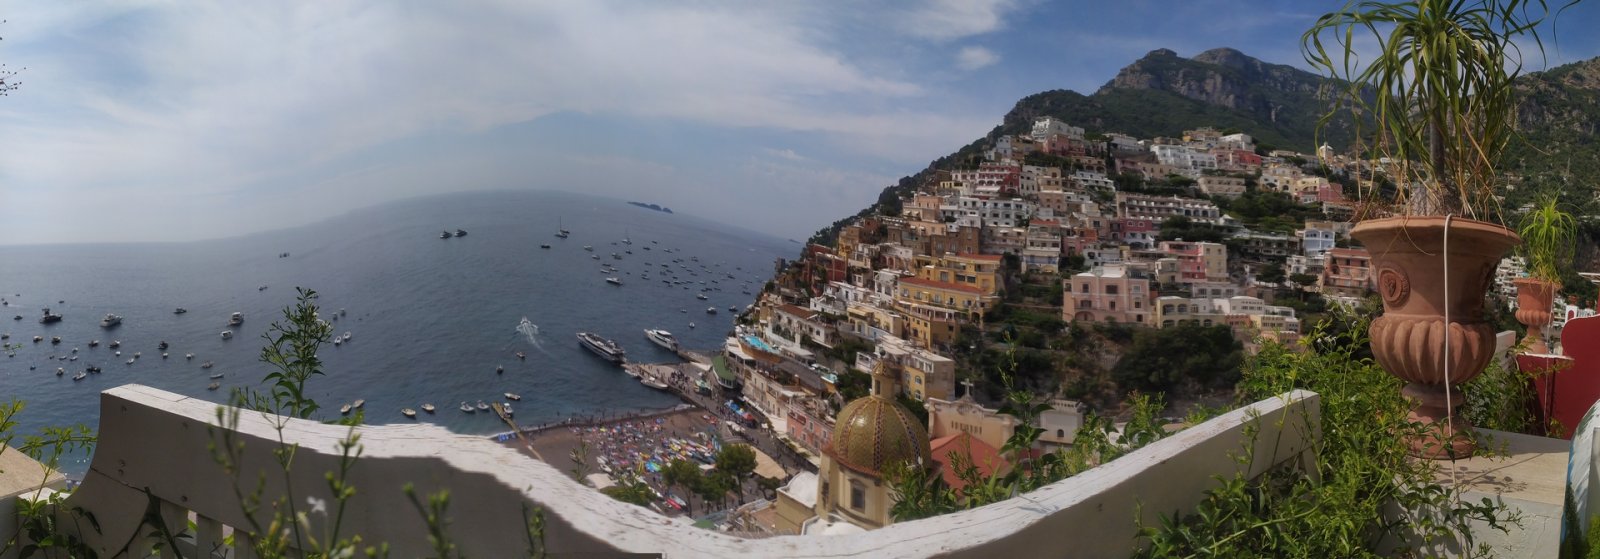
[1257,263,1286,285]
[1112,324,1243,393]
[1290,273,1319,291]
[715,444,758,504]
[601,474,656,507]
[697,470,737,512]
[662,459,703,516]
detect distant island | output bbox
[627,201,673,214]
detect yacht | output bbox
[504,392,522,401]
[577,332,626,363]
[100,314,122,328]
[39,308,62,324]
[173,308,187,314]
[640,375,670,391]
[228,312,244,326]
[644,329,679,352]
[606,277,623,286]
[556,220,570,238]
[455,229,468,237]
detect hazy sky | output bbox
[2,1,1597,244]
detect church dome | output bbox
[827,395,932,476]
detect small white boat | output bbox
[125,358,135,365]
[352,399,365,409]
[99,314,122,328]
[606,277,622,286]
[161,353,168,359]
[185,353,194,360]
[689,322,696,328]
[132,352,140,359]
[201,361,214,369]
[460,402,474,413]
[496,365,504,374]
[340,404,352,415]
[228,312,244,326]
[343,332,352,341]
[502,403,513,417]
[476,400,489,412]
[220,330,233,340]
[109,340,120,348]
[696,293,708,300]
[56,367,65,376]
[421,403,436,414]
[504,392,521,401]
[333,337,342,346]
[644,329,679,351]
[640,375,670,391]
[401,408,417,419]
[73,371,86,381]
[706,307,717,314]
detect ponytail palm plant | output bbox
[1302,0,1567,219]
[1520,195,1578,283]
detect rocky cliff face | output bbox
[1099,47,1334,131]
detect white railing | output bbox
[14,385,1322,558]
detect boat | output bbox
[440,230,452,239]
[174,308,187,314]
[228,312,244,326]
[401,408,417,419]
[88,339,98,347]
[201,361,214,369]
[515,351,526,360]
[86,366,101,373]
[502,403,513,417]
[208,382,221,391]
[577,332,626,363]
[258,285,268,291]
[583,245,594,252]
[729,306,737,312]
[640,375,670,391]
[540,244,551,249]
[100,314,122,328]
[504,392,521,401]
[39,308,62,324]
[644,329,679,351]
[606,277,623,286]
[185,353,194,360]
[158,341,169,350]
[11,315,19,321]
[421,403,436,414]
[353,399,365,409]
[51,336,61,345]
[689,322,695,329]
[160,353,168,359]
[476,400,489,412]
[696,293,708,300]
[455,229,468,237]
[343,332,352,341]
[706,307,718,314]
[209,373,224,379]
[556,219,570,238]
[220,330,233,340]
[56,367,64,376]
[125,358,135,365]
[459,402,474,413]
[109,340,120,348]
[73,372,86,381]
[340,404,352,415]
[132,352,140,358]
[496,365,504,374]
[31,335,41,343]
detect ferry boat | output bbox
[39,308,62,324]
[644,329,679,351]
[577,332,626,363]
[228,312,244,326]
[100,314,122,328]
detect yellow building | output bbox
[895,276,996,317]
[901,301,960,350]
[915,253,1002,296]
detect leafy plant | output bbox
[1303,0,1566,218]
[1519,195,1579,282]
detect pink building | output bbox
[1063,265,1152,326]
[1158,240,1227,283]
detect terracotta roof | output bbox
[898,276,985,295]
[929,432,1008,491]
[776,304,818,320]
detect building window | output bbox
[1105,285,1119,295]
[849,481,866,510]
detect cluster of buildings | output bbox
[724,119,1401,534]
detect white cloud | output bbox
[762,148,809,161]
[955,46,1000,70]
[900,0,1018,40]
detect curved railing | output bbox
[34,385,1318,558]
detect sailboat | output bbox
[555,218,570,239]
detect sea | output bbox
[0,190,796,476]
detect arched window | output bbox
[1057,429,1065,438]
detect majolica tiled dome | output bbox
[827,395,931,476]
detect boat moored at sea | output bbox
[174,308,187,314]
[401,408,417,419]
[455,229,468,237]
[39,308,62,324]
[577,332,625,363]
[220,330,233,340]
[421,403,436,414]
[644,329,679,351]
[100,314,122,328]
[504,392,521,401]
[606,277,622,286]
[440,230,452,239]
[706,307,717,314]
[228,312,244,326]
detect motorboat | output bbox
[158,341,169,350]
[51,336,61,345]
[583,246,594,252]
[39,308,62,324]
[644,329,679,352]
[209,373,224,379]
[502,403,513,417]
[185,353,194,360]
[440,230,452,239]
[31,335,41,343]
[516,351,526,360]
[220,330,233,340]
[86,366,101,373]
[132,352,140,359]
[455,229,468,237]
[577,332,626,363]
[496,365,504,374]
[729,306,737,312]
[606,277,623,286]
[504,392,521,401]
[174,308,187,314]
[100,314,122,328]
[401,408,417,419]
[353,399,365,409]
[640,375,670,391]
[73,371,86,381]
[421,403,436,414]
[208,382,221,391]
[56,367,65,376]
[258,285,268,291]
[201,361,214,369]
[688,322,695,329]
[88,339,98,347]
[340,404,352,415]
[476,400,489,412]
[109,340,120,348]
[125,358,135,365]
[460,402,474,413]
[696,293,708,300]
[540,244,551,249]
[228,312,244,326]
[706,307,718,314]
[161,353,168,359]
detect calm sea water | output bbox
[0,190,794,475]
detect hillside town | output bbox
[716,117,1597,534]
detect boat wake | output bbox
[516,317,550,356]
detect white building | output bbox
[1031,117,1085,142]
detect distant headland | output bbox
[627,201,673,214]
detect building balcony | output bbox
[0,385,1569,557]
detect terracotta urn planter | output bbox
[1512,277,1559,354]
[1351,216,1521,459]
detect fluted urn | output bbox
[1512,277,1558,354]
[1351,216,1521,459]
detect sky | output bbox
[2,1,1597,244]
